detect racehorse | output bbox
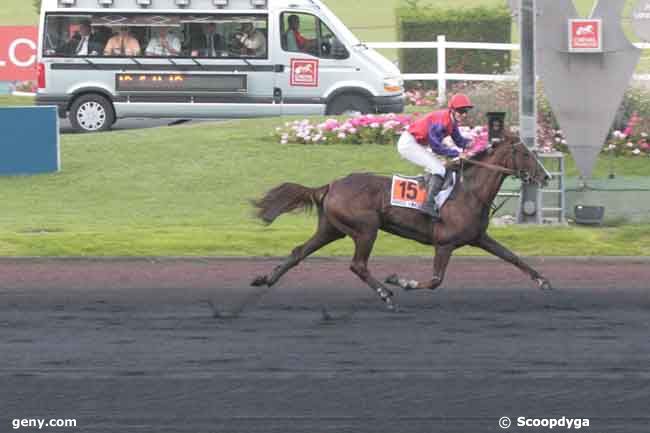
[251,134,553,310]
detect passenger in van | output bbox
[145,27,181,56]
[103,26,141,56]
[64,20,102,56]
[190,23,224,57]
[286,14,316,52]
[234,22,266,57]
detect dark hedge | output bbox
[396,5,512,89]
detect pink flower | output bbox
[623,112,640,137]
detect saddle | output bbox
[390,169,457,214]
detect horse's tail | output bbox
[252,182,329,225]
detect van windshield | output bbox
[42,13,268,59]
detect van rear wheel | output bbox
[327,94,373,115]
[69,94,114,133]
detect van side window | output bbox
[41,13,268,59]
[281,12,348,60]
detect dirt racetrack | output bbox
[1,257,649,433]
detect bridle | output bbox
[457,140,546,214]
[460,141,542,185]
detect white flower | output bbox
[626,142,635,148]
[608,144,616,150]
[633,149,641,155]
[337,132,346,139]
[370,122,380,128]
[280,139,288,144]
[642,132,648,138]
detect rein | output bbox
[456,141,531,213]
[460,158,515,176]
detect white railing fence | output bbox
[366,35,650,103]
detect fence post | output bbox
[437,34,447,106]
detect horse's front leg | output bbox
[386,245,454,291]
[472,234,552,290]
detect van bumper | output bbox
[374,94,405,114]
[36,95,69,118]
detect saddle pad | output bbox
[390,174,456,211]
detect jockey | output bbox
[397,93,473,218]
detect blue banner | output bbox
[0,106,60,175]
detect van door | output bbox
[276,12,355,116]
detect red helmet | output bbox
[448,93,473,110]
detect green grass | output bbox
[1,1,649,257]
[0,117,649,257]
[0,0,38,25]
[0,95,34,106]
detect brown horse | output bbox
[251,135,552,310]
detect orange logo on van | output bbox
[290,58,318,87]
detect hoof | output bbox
[385,274,400,286]
[251,275,268,287]
[384,299,398,312]
[536,278,553,291]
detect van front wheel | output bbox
[69,94,114,133]
[326,94,373,116]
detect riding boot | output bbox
[420,174,445,218]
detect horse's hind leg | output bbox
[251,217,344,288]
[348,230,396,310]
[472,234,552,290]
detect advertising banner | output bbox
[0,26,38,81]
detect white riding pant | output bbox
[397,131,446,177]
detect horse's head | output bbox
[492,135,551,186]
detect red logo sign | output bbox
[0,26,38,81]
[569,19,602,52]
[290,58,319,87]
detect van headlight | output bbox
[383,76,403,93]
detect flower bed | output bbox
[275,114,413,145]
[274,113,490,155]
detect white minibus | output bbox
[36,0,404,132]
